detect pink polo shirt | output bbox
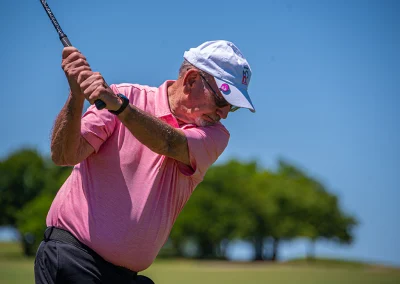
[46,81,230,272]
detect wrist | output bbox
[108,94,129,115]
[68,91,85,106]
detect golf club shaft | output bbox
[39,0,106,110]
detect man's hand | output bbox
[77,71,122,112]
[61,47,91,99]
[61,47,122,111]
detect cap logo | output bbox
[220,83,230,92]
[242,66,250,85]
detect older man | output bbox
[34,40,255,284]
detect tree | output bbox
[243,158,359,261]
[170,159,259,259]
[0,148,72,256]
[170,158,358,261]
[239,170,276,260]
[277,158,358,260]
[245,171,307,261]
[16,193,55,255]
[0,149,47,225]
[16,164,72,255]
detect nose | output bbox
[217,105,231,120]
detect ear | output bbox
[182,69,199,95]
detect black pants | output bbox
[34,227,154,284]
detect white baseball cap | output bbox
[183,40,256,113]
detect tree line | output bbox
[0,148,358,260]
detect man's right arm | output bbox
[50,93,94,166]
[51,47,95,166]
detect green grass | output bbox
[286,257,370,268]
[1,242,400,284]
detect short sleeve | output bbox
[80,84,120,152]
[180,123,230,184]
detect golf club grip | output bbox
[60,36,72,47]
[59,37,107,110]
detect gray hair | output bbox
[178,59,210,79]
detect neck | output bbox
[167,81,187,124]
[167,82,178,112]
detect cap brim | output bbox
[214,77,256,113]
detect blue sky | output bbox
[0,0,399,266]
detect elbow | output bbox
[51,142,63,165]
[51,150,66,166]
[51,150,77,166]
[50,145,62,165]
[51,154,63,166]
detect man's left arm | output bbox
[117,104,191,166]
[77,70,191,165]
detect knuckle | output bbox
[61,61,69,70]
[77,73,84,83]
[68,52,77,61]
[63,47,79,59]
[79,81,86,90]
[67,67,75,75]
[74,58,82,66]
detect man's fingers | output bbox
[80,73,103,93]
[62,47,80,60]
[62,51,88,70]
[87,84,107,105]
[83,81,103,101]
[63,58,90,73]
[62,47,78,59]
[65,65,91,79]
[76,70,95,85]
[62,55,89,71]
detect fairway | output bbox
[1,242,399,284]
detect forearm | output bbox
[117,104,190,165]
[50,93,86,165]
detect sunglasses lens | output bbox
[230,106,240,112]
[200,73,239,112]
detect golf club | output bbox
[39,0,107,110]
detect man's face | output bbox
[183,71,232,127]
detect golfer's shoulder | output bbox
[113,83,156,93]
[205,122,230,135]
[111,83,157,100]
[185,122,230,142]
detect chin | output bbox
[194,117,215,127]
